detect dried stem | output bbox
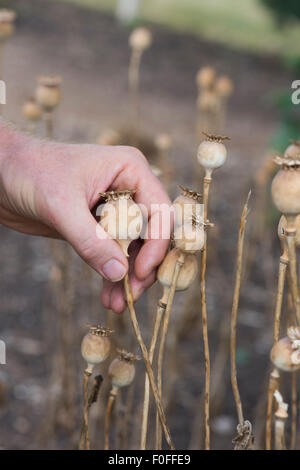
[265,247,288,450]
[140,302,165,449]
[155,252,186,450]
[291,372,297,450]
[266,368,280,450]
[200,172,212,450]
[104,387,118,450]
[79,374,103,450]
[123,273,175,450]
[82,371,91,450]
[274,390,288,451]
[230,192,251,435]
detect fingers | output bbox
[55,201,129,282]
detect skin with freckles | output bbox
[0,122,171,313]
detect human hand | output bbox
[0,123,171,312]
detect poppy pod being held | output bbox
[36,76,62,111]
[99,190,143,257]
[81,325,112,374]
[0,9,16,40]
[197,132,229,177]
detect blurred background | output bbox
[0,0,299,450]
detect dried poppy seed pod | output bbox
[173,221,205,254]
[22,98,42,121]
[36,76,62,111]
[129,27,152,52]
[173,185,202,228]
[196,66,215,90]
[99,190,143,256]
[0,10,16,40]
[197,133,229,177]
[278,214,300,246]
[271,336,300,372]
[215,76,233,98]
[158,248,198,302]
[108,349,139,389]
[271,156,300,219]
[81,325,112,374]
[284,140,300,159]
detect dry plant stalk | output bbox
[274,390,288,450]
[155,252,186,450]
[104,387,118,450]
[230,191,254,450]
[140,302,165,449]
[123,273,175,450]
[79,375,103,450]
[265,241,288,450]
[291,372,297,450]
[200,175,212,450]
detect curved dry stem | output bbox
[79,374,103,450]
[140,302,165,450]
[123,274,175,450]
[104,387,118,450]
[155,252,185,450]
[230,193,251,429]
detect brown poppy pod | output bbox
[197,133,228,174]
[36,76,62,111]
[81,326,112,373]
[158,248,198,293]
[108,350,139,389]
[271,161,300,217]
[271,336,300,372]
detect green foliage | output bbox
[261,0,300,23]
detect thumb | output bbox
[56,203,128,282]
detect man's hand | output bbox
[0,123,171,313]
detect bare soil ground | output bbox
[0,0,295,450]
